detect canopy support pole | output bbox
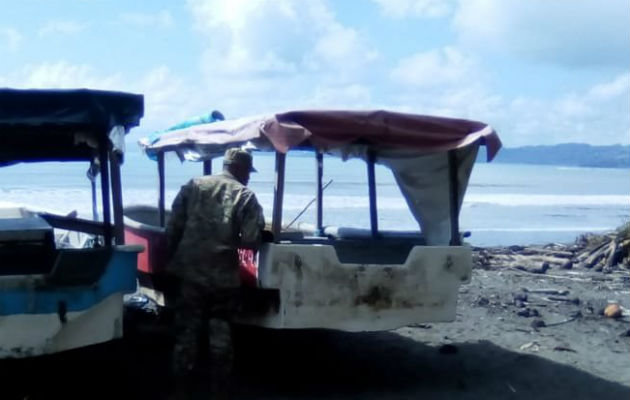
[88,160,99,222]
[157,151,166,228]
[316,151,323,235]
[98,138,112,246]
[448,150,461,246]
[203,160,212,175]
[109,150,125,244]
[272,152,286,240]
[367,150,378,238]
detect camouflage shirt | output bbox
[166,171,265,287]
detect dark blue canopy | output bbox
[0,89,144,165]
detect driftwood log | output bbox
[474,228,630,273]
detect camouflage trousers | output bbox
[171,282,240,397]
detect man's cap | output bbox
[223,148,257,172]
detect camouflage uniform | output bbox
[167,168,264,397]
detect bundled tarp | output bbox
[0,89,144,165]
[142,111,225,160]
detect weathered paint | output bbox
[0,293,124,358]
[236,243,472,332]
[0,247,139,316]
[0,245,140,358]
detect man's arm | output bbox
[166,180,192,257]
[238,192,265,250]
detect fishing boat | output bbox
[125,110,501,331]
[0,89,144,357]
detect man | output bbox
[166,148,265,398]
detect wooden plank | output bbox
[157,151,166,228]
[367,151,378,238]
[109,150,125,244]
[272,152,286,239]
[316,151,323,233]
[448,150,460,246]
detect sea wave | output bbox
[470,227,611,232]
[464,194,630,207]
[3,188,629,214]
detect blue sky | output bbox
[1,0,628,146]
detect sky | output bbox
[1,0,628,147]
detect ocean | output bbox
[1,150,628,247]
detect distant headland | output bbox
[480,143,630,168]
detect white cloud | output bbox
[588,73,630,101]
[38,21,86,36]
[186,0,378,115]
[1,27,22,51]
[134,66,205,132]
[453,0,630,67]
[15,62,123,89]
[308,25,379,74]
[386,47,629,146]
[0,61,205,135]
[390,46,478,88]
[499,73,630,145]
[308,84,373,109]
[372,0,453,18]
[119,11,174,29]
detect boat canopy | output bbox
[0,89,144,166]
[140,109,502,245]
[139,110,501,162]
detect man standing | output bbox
[166,148,265,398]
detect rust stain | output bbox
[355,286,392,310]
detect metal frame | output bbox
[109,149,125,244]
[448,150,460,246]
[150,147,463,246]
[315,151,324,234]
[272,152,286,239]
[203,160,212,175]
[367,150,378,238]
[98,137,112,246]
[157,151,166,228]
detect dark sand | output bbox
[2,248,629,399]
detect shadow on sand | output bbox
[1,327,628,399]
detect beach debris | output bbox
[513,292,528,308]
[585,299,609,315]
[574,230,629,270]
[546,296,580,305]
[438,344,458,355]
[410,323,432,329]
[553,346,577,353]
[522,288,569,296]
[544,312,582,327]
[620,329,630,337]
[519,341,540,352]
[531,319,546,329]
[604,303,622,319]
[475,296,490,307]
[472,226,630,273]
[514,262,550,274]
[513,292,528,302]
[517,308,540,318]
